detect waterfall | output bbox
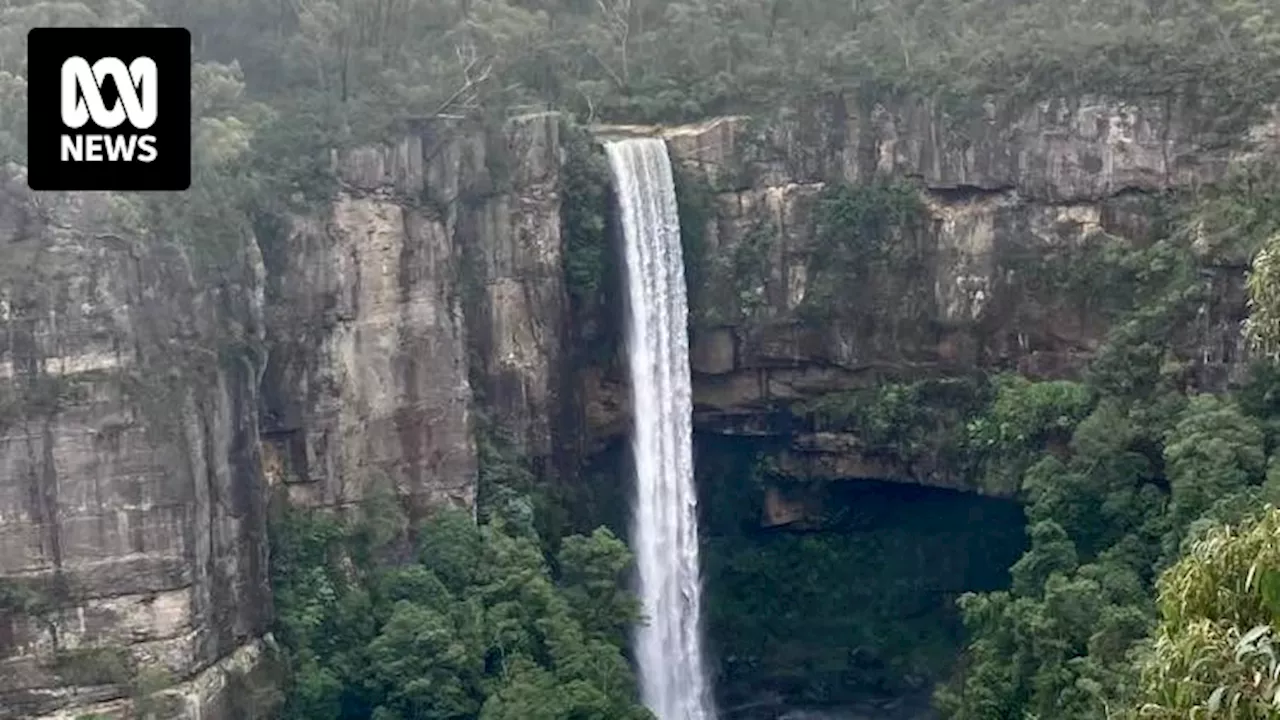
[605,137,717,720]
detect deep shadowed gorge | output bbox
[696,434,1027,715]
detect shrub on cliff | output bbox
[1127,506,1280,718]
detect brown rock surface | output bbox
[0,166,271,718]
[259,112,568,511]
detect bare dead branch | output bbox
[431,42,494,115]
[586,48,626,90]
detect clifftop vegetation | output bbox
[2,0,1279,166]
[2,0,1275,272]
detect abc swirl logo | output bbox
[59,56,160,163]
[27,27,191,191]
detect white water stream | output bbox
[606,137,718,720]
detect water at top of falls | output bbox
[605,137,718,720]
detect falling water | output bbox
[605,137,717,720]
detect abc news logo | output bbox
[28,28,190,191]
[60,56,159,163]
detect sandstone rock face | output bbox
[0,167,272,718]
[0,113,568,719]
[596,96,1280,495]
[259,113,565,511]
[665,95,1272,199]
[259,137,478,512]
[458,114,566,459]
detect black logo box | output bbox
[27,27,191,192]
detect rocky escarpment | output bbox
[258,114,565,512]
[1,90,1276,716]
[259,112,565,513]
[592,95,1280,503]
[0,168,274,718]
[0,113,567,719]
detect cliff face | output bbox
[0,113,566,719]
[0,92,1275,715]
[258,113,565,512]
[0,167,273,718]
[591,96,1280,499]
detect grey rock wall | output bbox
[258,137,478,512]
[664,95,1274,199]
[454,113,566,459]
[0,112,569,719]
[0,167,271,718]
[258,112,566,512]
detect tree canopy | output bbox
[2,0,1279,168]
[270,503,653,720]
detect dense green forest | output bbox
[5,0,1280,718]
[270,501,652,719]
